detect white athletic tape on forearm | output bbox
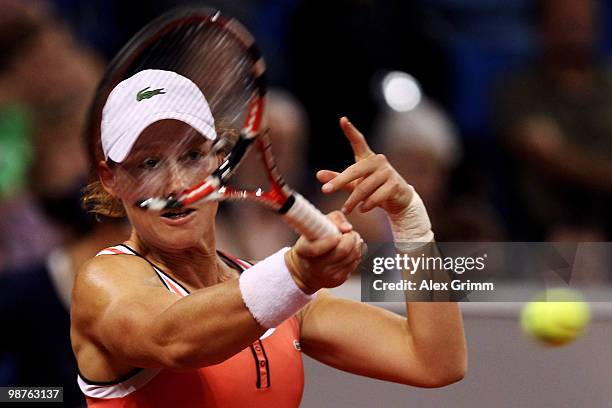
[239,247,315,329]
[387,186,435,251]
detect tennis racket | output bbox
[86,6,338,240]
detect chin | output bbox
[156,229,205,250]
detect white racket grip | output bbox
[282,194,340,240]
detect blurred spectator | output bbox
[216,88,308,259]
[287,0,451,173]
[319,96,506,243]
[0,215,130,407]
[0,2,124,405]
[0,1,103,269]
[495,0,612,240]
[374,99,461,210]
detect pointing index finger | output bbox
[340,116,374,161]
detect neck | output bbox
[127,231,236,290]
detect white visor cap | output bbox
[101,69,217,163]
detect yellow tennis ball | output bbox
[520,288,591,347]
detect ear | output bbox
[98,161,119,196]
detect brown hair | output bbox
[81,72,127,218]
[82,127,126,218]
[82,179,126,218]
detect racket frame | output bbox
[88,6,339,239]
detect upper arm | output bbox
[72,255,264,371]
[71,255,180,368]
[297,290,436,387]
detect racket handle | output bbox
[282,194,340,240]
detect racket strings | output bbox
[96,9,266,210]
[176,23,255,140]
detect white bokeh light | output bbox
[381,71,422,112]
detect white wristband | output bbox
[387,186,435,251]
[239,247,315,329]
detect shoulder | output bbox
[75,253,155,291]
[71,254,160,324]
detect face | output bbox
[100,119,220,250]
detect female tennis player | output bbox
[70,78,466,406]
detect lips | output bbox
[159,208,197,226]
[161,208,195,219]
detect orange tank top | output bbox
[78,244,305,407]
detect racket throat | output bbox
[213,135,255,181]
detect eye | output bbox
[185,150,204,161]
[138,157,160,169]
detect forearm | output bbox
[405,298,466,381]
[401,243,467,381]
[306,120,467,387]
[388,188,466,381]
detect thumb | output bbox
[295,234,340,258]
[326,210,353,233]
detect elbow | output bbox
[150,326,248,371]
[148,328,196,370]
[425,366,466,388]
[163,344,200,371]
[163,344,205,371]
[410,353,467,388]
[421,358,467,388]
[394,361,467,389]
[162,342,232,371]
[150,327,214,370]
[449,363,467,385]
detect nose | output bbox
[165,160,189,197]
